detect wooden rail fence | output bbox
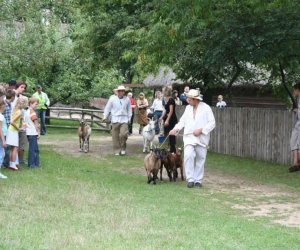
[47,107,110,131]
[176,106,295,165]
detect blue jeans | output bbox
[3,136,10,167]
[0,140,4,169]
[36,109,46,135]
[153,111,163,134]
[27,135,39,167]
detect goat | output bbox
[159,148,175,182]
[144,148,162,185]
[78,118,92,153]
[142,119,156,153]
[171,148,184,181]
[159,148,184,182]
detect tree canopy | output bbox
[0,0,300,104]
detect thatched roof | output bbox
[143,67,183,87]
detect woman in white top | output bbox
[151,91,164,134]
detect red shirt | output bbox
[129,97,136,112]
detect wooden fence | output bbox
[176,106,296,165]
[47,107,109,131]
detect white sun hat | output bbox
[186,89,203,100]
[116,85,126,91]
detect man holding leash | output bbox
[169,89,215,188]
[103,85,132,156]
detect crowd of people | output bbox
[103,84,216,188]
[0,80,50,179]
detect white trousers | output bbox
[184,144,207,183]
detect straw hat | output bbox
[186,89,203,100]
[116,85,126,91]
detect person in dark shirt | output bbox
[159,87,178,153]
[180,86,190,105]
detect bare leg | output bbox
[292,150,299,166]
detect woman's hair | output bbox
[172,90,178,98]
[13,96,28,112]
[15,81,27,90]
[139,93,145,99]
[29,97,39,106]
[163,87,172,97]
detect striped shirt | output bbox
[3,100,12,126]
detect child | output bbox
[0,101,8,179]
[2,89,15,168]
[6,96,28,170]
[25,98,40,168]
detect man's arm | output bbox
[201,107,216,135]
[103,98,113,120]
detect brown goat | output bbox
[78,118,92,153]
[159,148,184,182]
[144,148,162,185]
[159,149,175,182]
[171,148,184,181]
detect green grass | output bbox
[207,152,300,189]
[0,133,299,249]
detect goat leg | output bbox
[79,138,82,152]
[166,168,172,182]
[159,165,163,181]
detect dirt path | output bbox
[40,131,300,228]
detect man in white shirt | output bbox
[103,85,132,156]
[169,89,215,188]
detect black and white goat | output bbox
[142,119,156,153]
[78,118,92,153]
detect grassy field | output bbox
[0,129,299,249]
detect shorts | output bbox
[19,131,28,150]
[290,122,300,151]
[6,130,19,147]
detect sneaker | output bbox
[114,152,120,156]
[8,165,18,171]
[0,172,7,179]
[187,182,194,188]
[195,182,202,188]
[120,150,126,156]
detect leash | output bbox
[158,131,209,149]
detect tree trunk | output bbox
[278,60,296,109]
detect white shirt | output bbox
[173,102,215,147]
[151,98,164,111]
[25,109,38,136]
[216,101,226,108]
[103,95,132,124]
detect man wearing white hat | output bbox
[103,85,132,155]
[169,89,215,188]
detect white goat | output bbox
[78,118,92,153]
[142,119,156,153]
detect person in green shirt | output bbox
[32,85,50,135]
